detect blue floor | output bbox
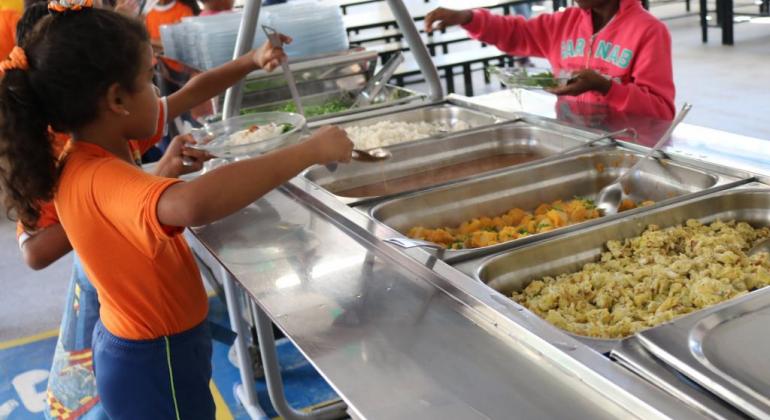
[0,297,337,419]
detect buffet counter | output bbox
[188,90,769,419]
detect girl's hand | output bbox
[547,69,612,96]
[424,8,474,33]
[253,35,292,72]
[156,134,213,178]
[306,126,354,165]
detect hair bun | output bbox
[48,0,94,12]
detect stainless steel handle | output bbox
[619,103,692,183]
[385,237,446,261]
[558,127,637,156]
[354,52,405,108]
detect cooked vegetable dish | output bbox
[513,219,770,339]
[407,198,653,250]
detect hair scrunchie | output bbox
[48,0,94,12]
[0,47,29,75]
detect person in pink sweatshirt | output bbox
[424,0,675,120]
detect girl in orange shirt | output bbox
[0,1,352,419]
[0,8,20,59]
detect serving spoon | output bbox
[352,147,391,162]
[595,103,692,216]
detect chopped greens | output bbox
[519,71,558,89]
[277,99,350,117]
[488,66,561,89]
[241,98,351,118]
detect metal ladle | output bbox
[747,238,770,257]
[352,147,391,162]
[596,103,692,216]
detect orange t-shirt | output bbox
[17,98,168,243]
[0,9,20,61]
[55,141,207,340]
[145,1,194,41]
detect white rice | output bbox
[344,120,471,150]
[228,123,286,146]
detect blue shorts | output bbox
[92,320,214,420]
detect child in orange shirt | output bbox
[144,0,198,49]
[0,8,20,59]
[1,2,352,419]
[199,0,233,16]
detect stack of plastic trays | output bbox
[266,0,349,58]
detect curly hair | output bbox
[0,7,148,230]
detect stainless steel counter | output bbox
[188,90,770,419]
[190,182,702,419]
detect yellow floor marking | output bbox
[0,328,59,350]
[211,380,234,420]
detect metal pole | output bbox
[251,299,348,420]
[384,0,443,101]
[221,267,262,418]
[222,0,263,119]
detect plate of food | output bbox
[190,112,306,158]
[487,66,571,90]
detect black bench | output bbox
[349,28,403,44]
[360,30,472,59]
[392,49,514,95]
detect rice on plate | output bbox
[228,123,291,146]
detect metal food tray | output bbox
[205,47,380,122]
[372,148,742,264]
[610,338,748,420]
[306,120,603,206]
[323,102,504,131]
[239,84,425,123]
[456,187,768,356]
[636,267,770,418]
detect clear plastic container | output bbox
[487,66,572,90]
[190,112,306,158]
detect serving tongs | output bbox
[352,52,405,108]
[263,25,343,172]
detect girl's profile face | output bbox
[123,43,160,141]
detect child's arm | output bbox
[20,224,72,270]
[425,8,559,58]
[156,126,352,227]
[166,36,291,121]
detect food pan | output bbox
[305,120,598,205]
[239,85,425,123]
[461,187,770,354]
[372,149,741,263]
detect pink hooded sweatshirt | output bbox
[462,0,675,120]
